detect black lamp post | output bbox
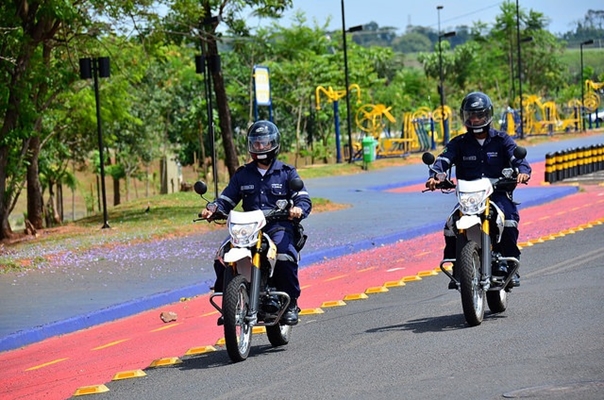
[341,0,363,163]
[79,57,111,229]
[514,0,536,139]
[195,15,221,199]
[438,29,455,145]
[516,34,533,139]
[580,39,594,131]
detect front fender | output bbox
[456,215,482,231]
[224,248,253,282]
[223,247,252,263]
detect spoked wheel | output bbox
[223,275,252,362]
[459,240,485,326]
[266,323,292,347]
[487,289,508,314]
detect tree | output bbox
[0,0,159,239]
[163,0,294,179]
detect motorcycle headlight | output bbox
[229,222,259,246]
[458,190,488,214]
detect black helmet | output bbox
[460,91,494,135]
[247,120,280,165]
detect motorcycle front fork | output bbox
[439,255,520,291]
[208,261,292,327]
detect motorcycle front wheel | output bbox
[223,275,252,362]
[459,240,485,326]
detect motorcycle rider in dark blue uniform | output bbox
[426,92,531,289]
[201,120,312,325]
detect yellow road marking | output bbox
[25,358,68,371]
[92,338,130,351]
[325,274,347,282]
[150,323,180,332]
[201,310,219,317]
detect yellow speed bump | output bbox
[365,286,388,294]
[252,326,266,334]
[149,357,182,368]
[384,280,406,288]
[300,308,324,315]
[321,300,346,308]
[73,385,109,396]
[401,275,422,282]
[112,370,146,381]
[185,346,216,356]
[418,270,438,277]
[344,293,370,300]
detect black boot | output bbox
[280,299,299,326]
[510,273,520,287]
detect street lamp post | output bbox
[516,34,533,138]
[341,0,362,163]
[195,15,221,199]
[79,57,111,229]
[580,39,594,131]
[438,30,456,145]
[514,0,536,139]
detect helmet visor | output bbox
[248,132,278,154]
[463,109,492,128]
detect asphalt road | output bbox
[87,222,604,400]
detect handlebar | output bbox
[194,203,296,223]
[493,177,520,192]
[422,178,456,193]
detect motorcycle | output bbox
[421,146,527,326]
[193,178,305,362]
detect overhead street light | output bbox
[341,0,363,163]
[580,39,594,131]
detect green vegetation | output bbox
[1,0,603,245]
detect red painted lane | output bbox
[1,181,603,400]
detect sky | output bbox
[265,0,600,35]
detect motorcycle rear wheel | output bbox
[266,323,292,347]
[223,275,252,362]
[459,240,485,326]
[487,289,508,314]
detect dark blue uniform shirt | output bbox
[214,160,312,225]
[431,128,532,180]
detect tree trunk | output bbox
[57,183,64,223]
[113,175,121,206]
[26,136,44,229]
[0,145,13,239]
